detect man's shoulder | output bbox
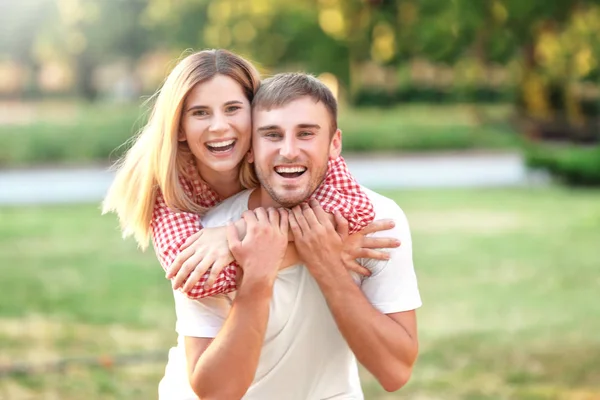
[202,190,252,228]
[361,186,406,220]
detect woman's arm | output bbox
[310,155,375,233]
[151,191,240,298]
[165,156,388,297]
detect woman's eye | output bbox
[226,106,241,113]
[193,110,208,116]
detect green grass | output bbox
[0,102,520,167]
[1,187,599,399]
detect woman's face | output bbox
[180,74,252,177]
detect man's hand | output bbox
[289,199,347,280]
[228,207,289,288]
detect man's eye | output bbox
[299,131,313,137]
[266,132,281,138]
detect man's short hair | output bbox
[252,73,338,134]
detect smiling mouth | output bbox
[274,165,307,179]
[205,139,236,153]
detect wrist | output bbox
[238,269,276,297]
[306,258,347,281]
[307,257,358,291]
[312,265,359,301]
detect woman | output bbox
[102,49,398,299]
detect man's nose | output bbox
[208,112,227,133]
[280,136,300,159]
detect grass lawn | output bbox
[0,102,519,168]
[1,187,599,399]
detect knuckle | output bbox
[217,249,230,258]
[181,260,193,271]
[315,226,327,235]
[242,210,254,219]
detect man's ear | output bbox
[329,129,342,159]
[247,147,254,163]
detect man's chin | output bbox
[275,196,306,209]
[272,189,310,208]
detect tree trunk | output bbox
[74,53,97,101]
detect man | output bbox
[159,73,421,399]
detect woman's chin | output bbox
[201,157,244,175]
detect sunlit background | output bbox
[1,1,599,399]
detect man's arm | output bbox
[302,268,418,391]
[184,279,274,399]
[289,200,420,392]
[182,208,289,399]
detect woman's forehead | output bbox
[186,75,248,106]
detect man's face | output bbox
[250,97,341,208]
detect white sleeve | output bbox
[173,290,232,338]
[360,199,422,314]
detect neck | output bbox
[248,188,282,210]
[196,161,243,200]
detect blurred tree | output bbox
[1,0,154,100]
[58,0,154,100]
[0,0,56,96]
[4,0,600,117]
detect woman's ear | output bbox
[178,130,187,142]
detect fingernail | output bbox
[394,240,401,246]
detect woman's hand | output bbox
[167,226,237,292]
[340,218,401,277]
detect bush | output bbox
[525,144,600,186]
[353,85,515,107]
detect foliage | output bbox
[354,85,515,107]
[525,143,600,185]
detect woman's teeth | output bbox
[205,139,236,153]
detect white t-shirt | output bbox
[158,188,422,400]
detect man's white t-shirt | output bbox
[158,188,422,400]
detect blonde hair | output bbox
[102,49,260,249]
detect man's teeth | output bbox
[275,166,307,173]
[207,139,235,148]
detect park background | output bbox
[1,0,599,399]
